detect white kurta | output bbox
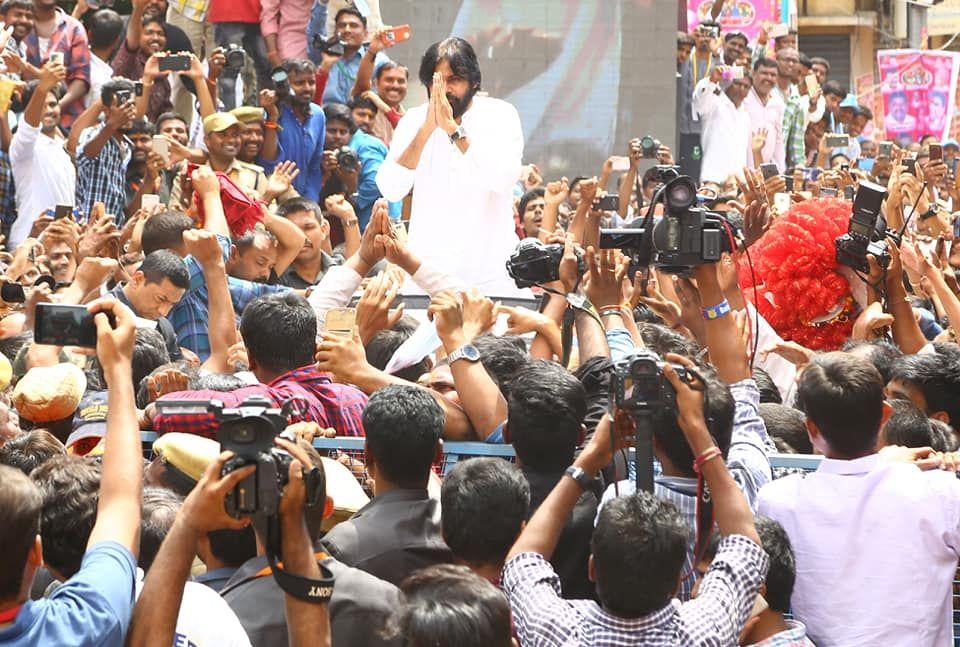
[693,78,751,185]
[376,96,525,297]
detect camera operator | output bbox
[209,0,271,110]
[320,6,390,106]
[320,102,387,231]
[502,374,768,645]
[127,440,331,647]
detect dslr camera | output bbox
[834,180,895,273]
[639,135,660,159]
[600,167,734,274]
[313,33,346,57]
[506,238,584,288]
[611,350,687,414]
[155,396,323,517]
[271,67,291,97]
[224,43,246,70]
[335,146,360,172]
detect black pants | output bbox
[678,132,702,185]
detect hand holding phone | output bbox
[930,143,943,161]
[34,303,99,348]
[382,24,411,44]
[158,54,191,72]
[152,135,169,161]
[826,134,850,149]
[326,307,356,336]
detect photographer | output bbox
[274,59,325,202]
[0,298,143,644]
[321,6,390,106]
[321,102,387,231]
[502,374,767,645]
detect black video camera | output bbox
[155,396,324,517]
[506,238,583,289]
[600,168,734,275]
[224,43,246,70]
[314,33,346,57]
[611,350,687,414]
[834,180,895,274]
[335,146,360,172]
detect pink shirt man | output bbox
[261,0,310,60]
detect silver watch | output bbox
[449,125,466,142]
[564,465,595,491]
[447,344,480,365]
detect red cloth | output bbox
[385,107,402,128]
[187,163,264,237]
[314,67,329,105]
[209,0,260,23]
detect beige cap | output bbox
[13,363,86,423]
[203,112,242,135]
[153,432,222,483]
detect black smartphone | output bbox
[760,163,779,180]
[596,195,620,211]
[784,175,794,192]
[930,143,943,161]
[843,185,855,200]
[825,134,850,149]
[904,157,917,176]
[134,81,144,97]
[54,204,73,220]
[34,303,98,348]
[821,187,838,197]
[878,141,893,158]
[159,55,191,72]
[1,283,24,303]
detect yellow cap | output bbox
[230,106,266,124]
[152,432,221,482]
[0,353,12,390]
[13,363,86,423]
[203,112,242,135]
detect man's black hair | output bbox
[0,465,42,600]
[842,339,903,384]
[156,111,187,132]
[87,8,124,49]
[591,491,690,617]
[889,353,960,428]
[277,196,323,221]
[418,37,481,91]
[856,105,874,121]
[323,102,357,134]
[724,31,747,45]
[518,187,545,218]
[141,211,194,254]
[208,526,257,567]
[349,94,378,115]
[20,79,65,109]
[929,419,958,452]
[232,227,277,255]
[128,118,155,137]
[280,58,317,77]
[0,0,33,14]
[141,13,165,32]
[139,249,190,290]
[755,516,796,614]
[31,455,101,577]
[140,486,181,571]
[132,328,171,396]
[0,331,31,363]
[363,385,443,488]
[933,341,960,363]
[798,52,812,68]
[366,329,430,384]
[507,360,586,471]
[753,56,778,72]
[810,56,830,72]
[385,565,512,647]
[440,458,529,566]
[0,429,65,475]
[474,333,527,399]
[100,78,136,107]
[240,293,317,375]
[796,352,885,457]
[375,60,408,82]
[759,403,812,454]
[334,5,366,27]
[882,399,933,449]
[823,80,846,98]
[753,367,782,404]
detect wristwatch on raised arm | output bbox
[564,465,596,491]
[447,344,480,365]
[449,125,466,143]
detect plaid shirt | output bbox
[169,234,288,359]
[24,9,90,128]
[76,124,130,223]
[168,0,210,22]
[154,364,367,438]
[748,621,815,647]
[781,94,807,170]
[503,535,768,646]
[0,151,16,237]
[600,380,776,600]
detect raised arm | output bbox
[693,262,751,382]
[191,165,231,239]
[186,230,238,374]
[351,30,388,98]
[85,298,142,554]
[23,60,65,129]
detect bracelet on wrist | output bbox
[693,446,723,474]
[701,299,731,320]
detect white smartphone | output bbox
[152,135,170,160]
[325,307,356,335]
[141,194,160,210]
[610,156,630,172]
[48,52,63,66]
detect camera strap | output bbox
[694,475,716,561]
[263,517,336,604]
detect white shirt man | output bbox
[9,103,75,247]
[376,94,525,296]
[759,447,960,646]
[693,75,751,184]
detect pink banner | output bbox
[877,49,960,144]
[687,0,783,42]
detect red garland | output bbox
[738,198,856,350]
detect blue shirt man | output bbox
[349,128,388,229]
[324,48,390,106]
[277,102,326,201]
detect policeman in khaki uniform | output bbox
[169,112,298,207]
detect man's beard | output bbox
[447,86,477,120]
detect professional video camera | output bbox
[156,396,324,517]
[834,180,895,274]
[313,33,346,57]
[505,238,585,289]
[599,167,735,274]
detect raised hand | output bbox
[356,269,405,344]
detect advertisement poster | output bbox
[687,0,783,42]
[854,72,880,141]
[877,49,960,144]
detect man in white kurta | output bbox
[693,68,752,185]
[376,39,525,297]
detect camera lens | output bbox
[664,177,697,212]
[229,424,256,444]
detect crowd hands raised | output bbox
[1,0,960,646]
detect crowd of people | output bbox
[0,0,960,646]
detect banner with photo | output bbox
[687,0,784,42]
[877,49,960,144]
